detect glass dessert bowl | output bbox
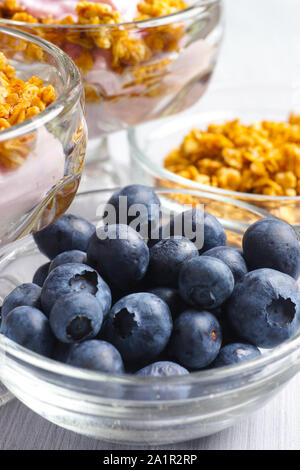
[129,82,300,228]
[0,25,86,247]
[1,188,300,445]
[0,0,223,187]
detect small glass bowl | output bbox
[0,1,223,157]
[0,188,300,445]
[0,26,86,246]
[129,82,300,228]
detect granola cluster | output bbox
[0,50,56,168]
[0,0,187,74]
[136,0,187,19]
[164,115,300,197]
[0,51,56,130]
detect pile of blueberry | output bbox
[1,184,300,380]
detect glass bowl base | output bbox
[0,383,13,408]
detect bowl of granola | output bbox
[0,25,86,247]
[0,0,223,185]
[129,82,300,228]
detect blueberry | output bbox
[133,361,190,400]
[179,257,234,310]
[32,262,51,287]
[50,292,104,343]
[207,306,239,345]
[49,250,87,273]
[243,218,300,279]
[65,339,124,373]
[147,287,187,318]
[217,313,243,346]
[87,224,149,292]
[41,263,111,317]
[168,310,222,369]
[201,211,227,253]
[136,361,189,377]
[156,209,226,253]
[103,292,173,365]
[104,185,161,239]
[147,225,164,249]
[34,214,95,259]
[0,306,55,357]
[203,246,248,283]
[226,268,300,348]
[211,343,261,368]
[53,342,72,363]
[1,283,41,319]
[147,237,198,288]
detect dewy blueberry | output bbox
[158,209,226,253]
[104,184,161,239]
[50,292,104,343]
[147,287,187,319]
[203,246,248,283]
[1,283,42,319]
[217,311,243,346]
[134,361,190,400]
[227,268,300,348]
[87,224,149,292]
[34,214,95,259]
[48,250,87,273]
[65,339,125,373]
[179,256,234,310]
[0,306,55,357]
[147,237,198,288]
[41,263,111,317]
[136,361,189,377]
[243,218,300,279]
[103,292,173,364]
[32,263,51,287]
[211,343,261,368]
[168,310,222,369]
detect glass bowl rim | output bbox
[0,0,221,30]
[128,82,300,202]
[0,25,83,143]
[1,187,300,389]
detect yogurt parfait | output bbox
[0,0,223,175]
[0,26,86,246]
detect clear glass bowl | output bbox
[0,1,223,172]
[129,82,300,228]
[0,26,87,246]
[0,188,300,445]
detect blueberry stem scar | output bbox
[113,309,138,339]
[266,296,296,328]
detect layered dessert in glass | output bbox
[0,25,86,246]
[0,1,223,183]
[0,24,86,407]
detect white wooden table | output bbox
[1,0,300,450]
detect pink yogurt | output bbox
[0,127,65,226]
